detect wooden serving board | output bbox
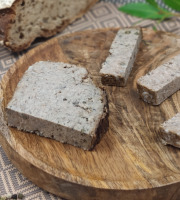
[0,28,180,200]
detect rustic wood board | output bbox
[0,28,180,200]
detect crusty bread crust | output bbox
[0,8,15,41]
[0,0,98,52]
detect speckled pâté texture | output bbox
[159,113,180,148]
[137,54,180,105]
[6,61,108,150]
[100,28,142,86]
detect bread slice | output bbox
[159,113,180,148]
[0,0,98,52]
[100,28,142,87]
[5,61,109,150]
[137,54,180,105]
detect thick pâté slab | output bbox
[137,54,180,105]
[100,28,142,86]
[159,113,180,148]
[6,61,109,150]
[0,0,98,51]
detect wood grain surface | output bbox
[0,28,180,200]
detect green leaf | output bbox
[163,0,180,11]
[119,3,172,20]
[146,0,159,8]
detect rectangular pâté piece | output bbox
[100,28,142,86]
[5,61,109,151]
[137,54,180,105]
[159,113,180,148]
